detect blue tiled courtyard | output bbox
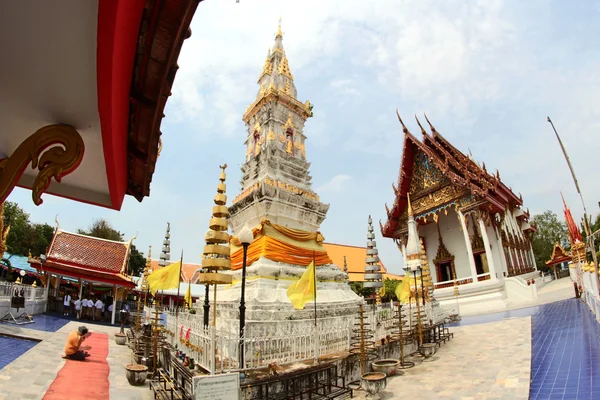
[11,313,71,333]
[0,335,39,370]
[529,299,600,400]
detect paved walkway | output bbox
[355,317,532,400]
[0,317,151,400]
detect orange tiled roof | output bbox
[47,230,130,273]
[149,260,201,282]
[323,243,402,282]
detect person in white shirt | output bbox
[74,296,82,319]
[81,297,88,320]
[63,293,72,317]
[94,298,103,321]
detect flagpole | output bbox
[313,250,318,363]
[175,250,183,317]
[547,117,600,295]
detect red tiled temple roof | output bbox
[29,230,135,287]
[381,113,524,239]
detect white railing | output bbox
[159,309,361,372]
[155,303,423,373]
[0,281,39,299]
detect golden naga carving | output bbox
[0,124,85,205]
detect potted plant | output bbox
[115,333,127,345]
[125,363,148,386]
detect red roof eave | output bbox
[31,260,135,288]
[97,0,146,210]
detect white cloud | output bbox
[316,174,352,194]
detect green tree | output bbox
[381,278,401,302]
[78,218,124,241]
[350,281,374,298]
[78,218,145,276]
[128,244,146,277]
[2,202,54,257]
[531,210,568,273]
[3,201,33,256]
[30,223,55,256]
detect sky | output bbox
[8,0,600,275]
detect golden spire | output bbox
[258,48,273,82]
[276,17,283,38]
[407,193,413,217]
[199,165,233,285]
[278,55,293,80]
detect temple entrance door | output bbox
[473,252,489,275]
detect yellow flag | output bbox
[379,284,386,297]
[184,282,192,308]
[147,261,181,295]
[286,261,316,310]
[395,275,411,304]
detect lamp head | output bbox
[238,224,254,245]
[19,270,26,277]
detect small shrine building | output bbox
[28,229,136,324]
[381,114,539,315]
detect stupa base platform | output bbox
[196,257,361,331]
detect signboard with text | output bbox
[193,373,240,400]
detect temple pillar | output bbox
[493,226,508,277]
[78,278,83,300]
[530,246,537,270]
[479,219,497,280]
[458,211,478,280]
[43,275,50,312]
[111,285,117,325]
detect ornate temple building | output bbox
[381,114,539,315]
[206,24,360,325]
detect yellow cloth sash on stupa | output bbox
[230,219,332,270]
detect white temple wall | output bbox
[420,209,473,283]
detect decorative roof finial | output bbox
[423,113,438,134]
[395,109,410,135]
[407,193,413,217]
[276,17,283,38]
[343,256,348,273]
[415,115,427,136]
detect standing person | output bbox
[94,297,103,321]
[74,296,82,319]
[80,296,87,320]
[62,326,91,360]
[119,301,131,334]
[63,292,72,317]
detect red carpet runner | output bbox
[43,332,110,400]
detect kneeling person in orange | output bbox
[63,326,91,360]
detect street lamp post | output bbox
[238,224,254,369]
[203,271,209,328]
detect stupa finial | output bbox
[276,17,283,38]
